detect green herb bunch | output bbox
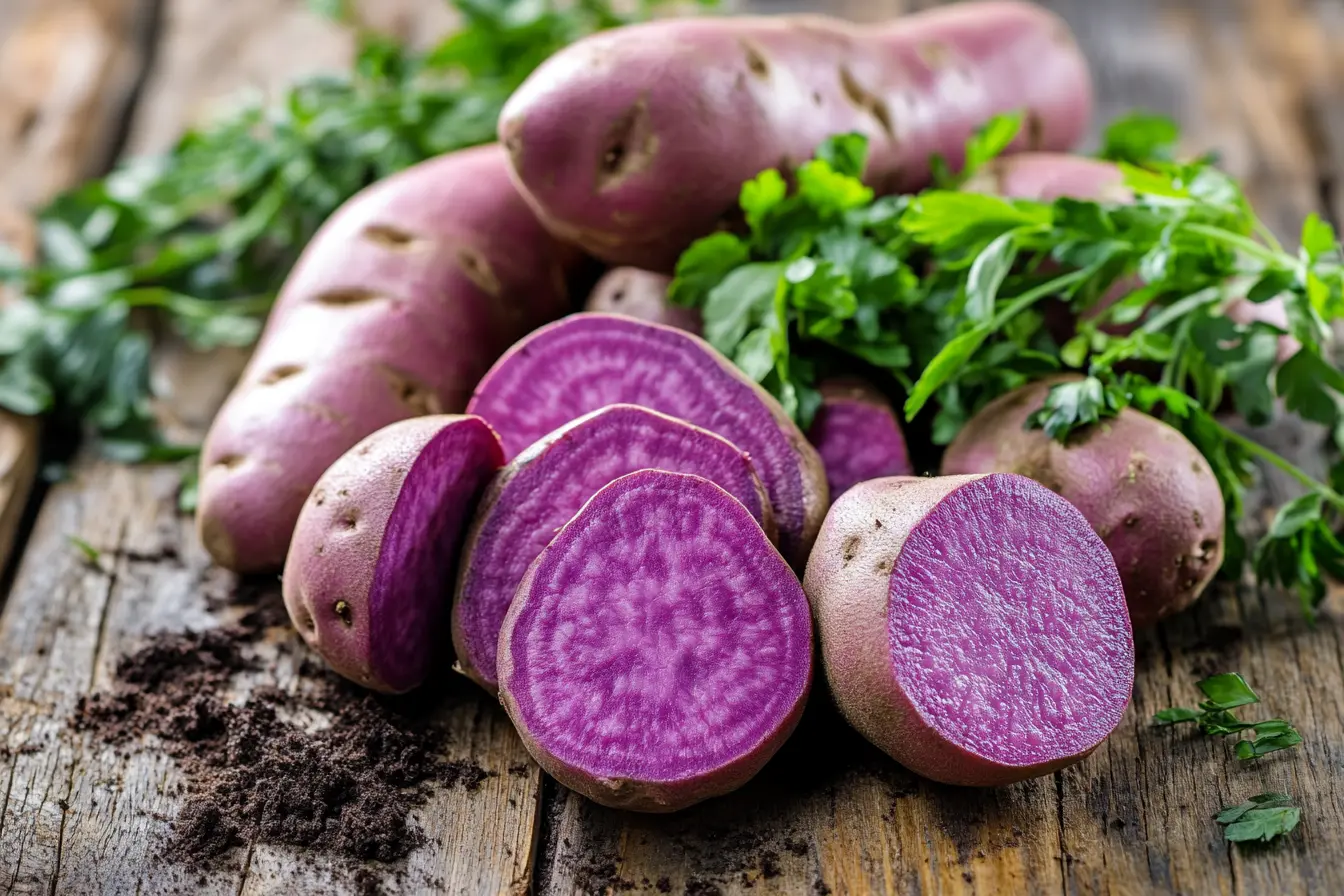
[0,0,689,459]
[670,113,1344,616]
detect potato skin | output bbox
[583,268,700,333]
[940,376,1226,626]
[283,415,503,693]
[198,145,577,573]
[804,474,1126,786]
[500,2,1091,270]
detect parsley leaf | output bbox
[1217,793,1302,843]
[1098,112,1180,164]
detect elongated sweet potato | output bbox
[804,473,1133,786]
[283,416,504,693]
[467,313,827,564]
[940,376,1225,626]
[498,470,812,811]
[808,378,913,498]
[500,1,1091,270]
[198,145,577,573]
[584,268,699,332]
[453,404,774,692]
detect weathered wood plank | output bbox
[0,0,160,588]
[537,2,1344,895]
[0,2,545,894]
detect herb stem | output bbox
[1183,223,1283,266]
[1215,420,1344,509]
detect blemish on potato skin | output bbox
[740,39,770,79]
[838,65,895,141]
[362,223,423,250]
[841,534,861,564]
[1192,510,1203,527]
[334,600,354,626]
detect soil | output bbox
[70,582,493,876]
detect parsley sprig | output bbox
[0,0,691,458]
[1153,673,1303,760]
[670,112,1344,615]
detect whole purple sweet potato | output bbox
[940,377,1225,626]
[500,2,1092,270]
[198,145,577,574]
[453,404,773,692]
[498,469,812,811]
[804,473,1133,786]
[808,378,913,498]
[583,268,699,333]
[283,416,504,693]
[467,313,827,565]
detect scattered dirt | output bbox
[70,583,494,874]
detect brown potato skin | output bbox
[940,376,1225,626]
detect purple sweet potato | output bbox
[498,469,812,811]
[808,378,913,498]
[500,2,1092,271]
[283,416,504,693]
[940,377,1225,627]
[467,313,827,564]
[198,145,577,574]
[453,404,773,692]
[584,268,700,333]
[803,473,1133,786]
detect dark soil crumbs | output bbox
[71,583,493,870]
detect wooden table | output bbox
[1,1,1343,893]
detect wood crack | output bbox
[87,519,129,693]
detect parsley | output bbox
[670,112,1344,615]
[1217,793,1302,843]
[0,0,687,456]
[1153,673,1303,761]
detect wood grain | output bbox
[0,0,159,588]
[0,2,544,894]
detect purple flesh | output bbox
[456,404,769,690]
[502,471,811,788]
[809,397,913,498]
[368,421,502,691]
[468,314,811,559]
[887,474,1132,767]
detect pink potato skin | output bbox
[500,2,1091,271]
[940,376,1225,626]
[807,378,913,498]
[451,403,775,693]
[803,473,1133,786]
[283,416,504,693]
[497,470,812,812]
[198,145,578,573]
[968,152,1295,356]
[584,268,700,333]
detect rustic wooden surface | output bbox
[1,1,1343,894]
